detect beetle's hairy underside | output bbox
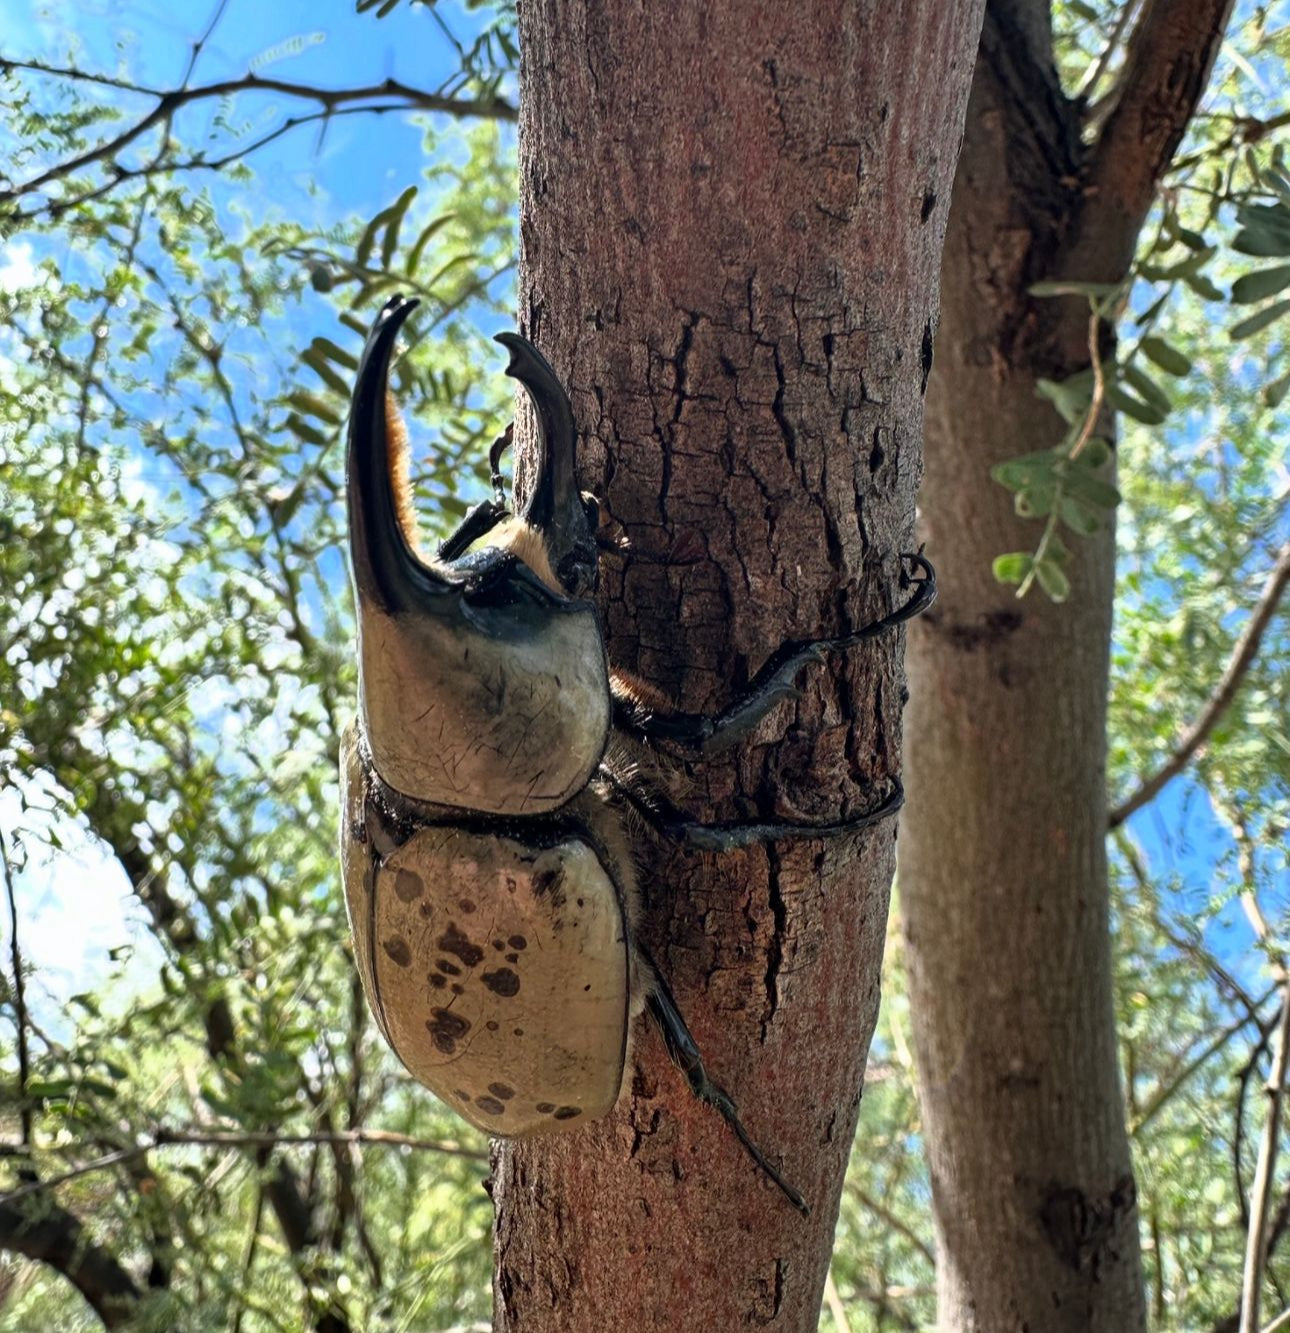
[339,295,935,1216]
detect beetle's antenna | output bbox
[641,960,810,1216]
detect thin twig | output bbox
[1263,1306,1290,1333]
[0,830,31,1147]
[1110,540,1290,828]
[846,1183,936,1268]
[1241,982,1290,1333]
[1076,0,1143,101]
[0,1127,488,1206]
[1131,992,1274,1137]
[824,1265,853,1333]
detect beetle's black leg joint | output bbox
[437,498,510,562]
[640,955,809,1216]
[614,554,936,754]
[605,766,905,851]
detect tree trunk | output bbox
[901,1,1232,1327]
[491,2,983,1328]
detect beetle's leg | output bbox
[636,949,808,1216]
[436,426,514,560]
[605,765,904,852]
[437,497,510,561]
[613,553,934,754]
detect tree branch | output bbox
[1082,0,1235,259]
[0,1196,141,1328]
[1241,981,1290,1333]
[0,62,515,210]
[1,830,32,1148]
[1,1127,488,1208]
[1110,540,1290,828]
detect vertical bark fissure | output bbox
[492,3,983,1329]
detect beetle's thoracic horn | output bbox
[495,331,598,598]
[346,293,452,615]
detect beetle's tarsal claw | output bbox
[644,975,810,1217]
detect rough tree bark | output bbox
[491,2,983,1329]
[901,1,1234,1329]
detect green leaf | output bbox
[407,213,456,276]
[1230,299,1290,340]
[381,185,418,269]
[301,345,349,397]
[1064,467,1121,511]
[286,390,342,425]
[1183,273,1225,302]
[991,449,1061,492]
[312,337,359,371]
[1140,337,1192,377]
[1035,371,1094,424]
[1059,497,1102,536]
[1106,381,1167,425]
[1034,558,1071,603]
[993,553,1033,586]
[1265,368,1290,409]
[1078,436,1113,468]
[1121,362,1172,415]
[1139,247,1216,282]
[1231,264,1290,304]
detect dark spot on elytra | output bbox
[454,1089,472,1102]
[583,984,592,992]
[482,967,520,997]
[426,1008,471,1055]
[419,903,433,917]
[439,922,484,967]
[492,939,506,951]
[436,959,461,976]
[505,953,519,963]
[533,866,565,899]
[921,188,937,223]
[381,936,412,967]
[394,868,424,902]
[536,1102,555,1113]
[486,1020,500,1031]
[475,1096,506,1116]
[513,1028,524,1037]
[488,1082,515,1101]
[576,898,584,908]
[553,1106,581,1120]
[920,320,934,394]
[458,898,476,913]
[508,935,527,950]
[429,974,447,990]
[451,983,464,995]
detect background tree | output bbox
[903,1,1290,1330]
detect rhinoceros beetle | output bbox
[340,295,935,1216]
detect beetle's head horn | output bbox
[494,332,598,599]
[347,293,447,615]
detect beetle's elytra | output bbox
[341,295,936,1216]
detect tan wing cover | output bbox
[341,756,630,1136]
